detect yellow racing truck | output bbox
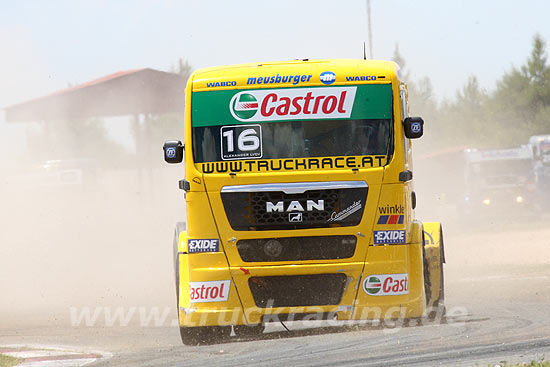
[163,59,445,345]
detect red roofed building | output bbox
[5,68,187,122]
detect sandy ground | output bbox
[1,169,550,366]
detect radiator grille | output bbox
[237,236,356,262]
[221,186,367,231]
[248,274,347,308]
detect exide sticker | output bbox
[373,230,406,244]
[189,280,230,302]
[188,239,220,253]
[229,87,357,122]
[363,274,409,296]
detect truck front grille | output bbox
[248,274,347,308]
[237,235,356,262]
[221,183,368,231]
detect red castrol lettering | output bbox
[189,280,231,302]
[229,87,357,122]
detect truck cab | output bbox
[164,59,444,344]
[461,146,535,218]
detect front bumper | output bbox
[177,242,426,327]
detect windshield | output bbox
[193,118,391,163]
[466,159,533,188]
[191,84,393,164]
[470,159,532,177]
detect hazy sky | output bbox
[1,0,550,150]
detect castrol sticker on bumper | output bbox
[190,280,231,302]
[362,274,409,296]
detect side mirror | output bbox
[163,140,184,164]
[404,117,424,139]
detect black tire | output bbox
[180,326,231,346]
[233,324,265,338]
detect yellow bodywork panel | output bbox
[191,59,396,92]
[177,231,246,327]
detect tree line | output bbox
[401,34,550,153]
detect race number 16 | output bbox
[221,124,263,160]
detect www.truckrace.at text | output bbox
[200,155,387,174]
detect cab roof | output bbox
[190,59,400,92]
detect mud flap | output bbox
[174,222,187,302]
[422,222,445,318]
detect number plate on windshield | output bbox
[220,124,263,160]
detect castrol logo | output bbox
[363,274,409,296]
[189,280,231,303]
[229,87,356,122]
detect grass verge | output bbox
[0,354,22,367]
[489,358,550,367]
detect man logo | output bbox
[320,71,336,85]
[288,213,303,222]
[266,200,324,213]
[231,93,258,119]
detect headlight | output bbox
[482,199,491,206]
[263,239,283,257]
[515,196,524,204]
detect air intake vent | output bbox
[237,235,356,262]
[248,274,347,308]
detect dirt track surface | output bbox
[2,219,550,366]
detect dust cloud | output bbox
[413,131,550,307]
[1,86,549,332]
[0,119,185,327]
